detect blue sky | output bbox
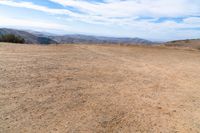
[0,0,200,41]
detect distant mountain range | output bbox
[0,28,154,45]
[50,35,155,45]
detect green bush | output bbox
[0,34,25,43]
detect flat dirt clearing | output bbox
[0,44,200,133]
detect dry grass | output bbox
[166,39,200,50]
[0,43,200,133]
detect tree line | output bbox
[0,34,25,43]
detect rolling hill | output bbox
[165,39,200,50]
[0,28,57,44]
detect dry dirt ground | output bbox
[0,43,200,133]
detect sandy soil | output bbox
[0,44,200,133]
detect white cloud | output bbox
[0,0,78,16]
[0,16,69,30]
[183,17,200,24]
[1,0,200,26]
[49,0,200,18]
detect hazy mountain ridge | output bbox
[0,28,154,45]
[50,34,154,44]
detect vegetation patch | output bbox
[0,34,25,44]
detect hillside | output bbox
[165,39,200,50]
[0,28,56,44]
[0,28,154,45]
[1,43,200,132]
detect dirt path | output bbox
[0,44,200,133]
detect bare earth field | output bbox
[0,43,200,133]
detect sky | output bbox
[0,0,200,41]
